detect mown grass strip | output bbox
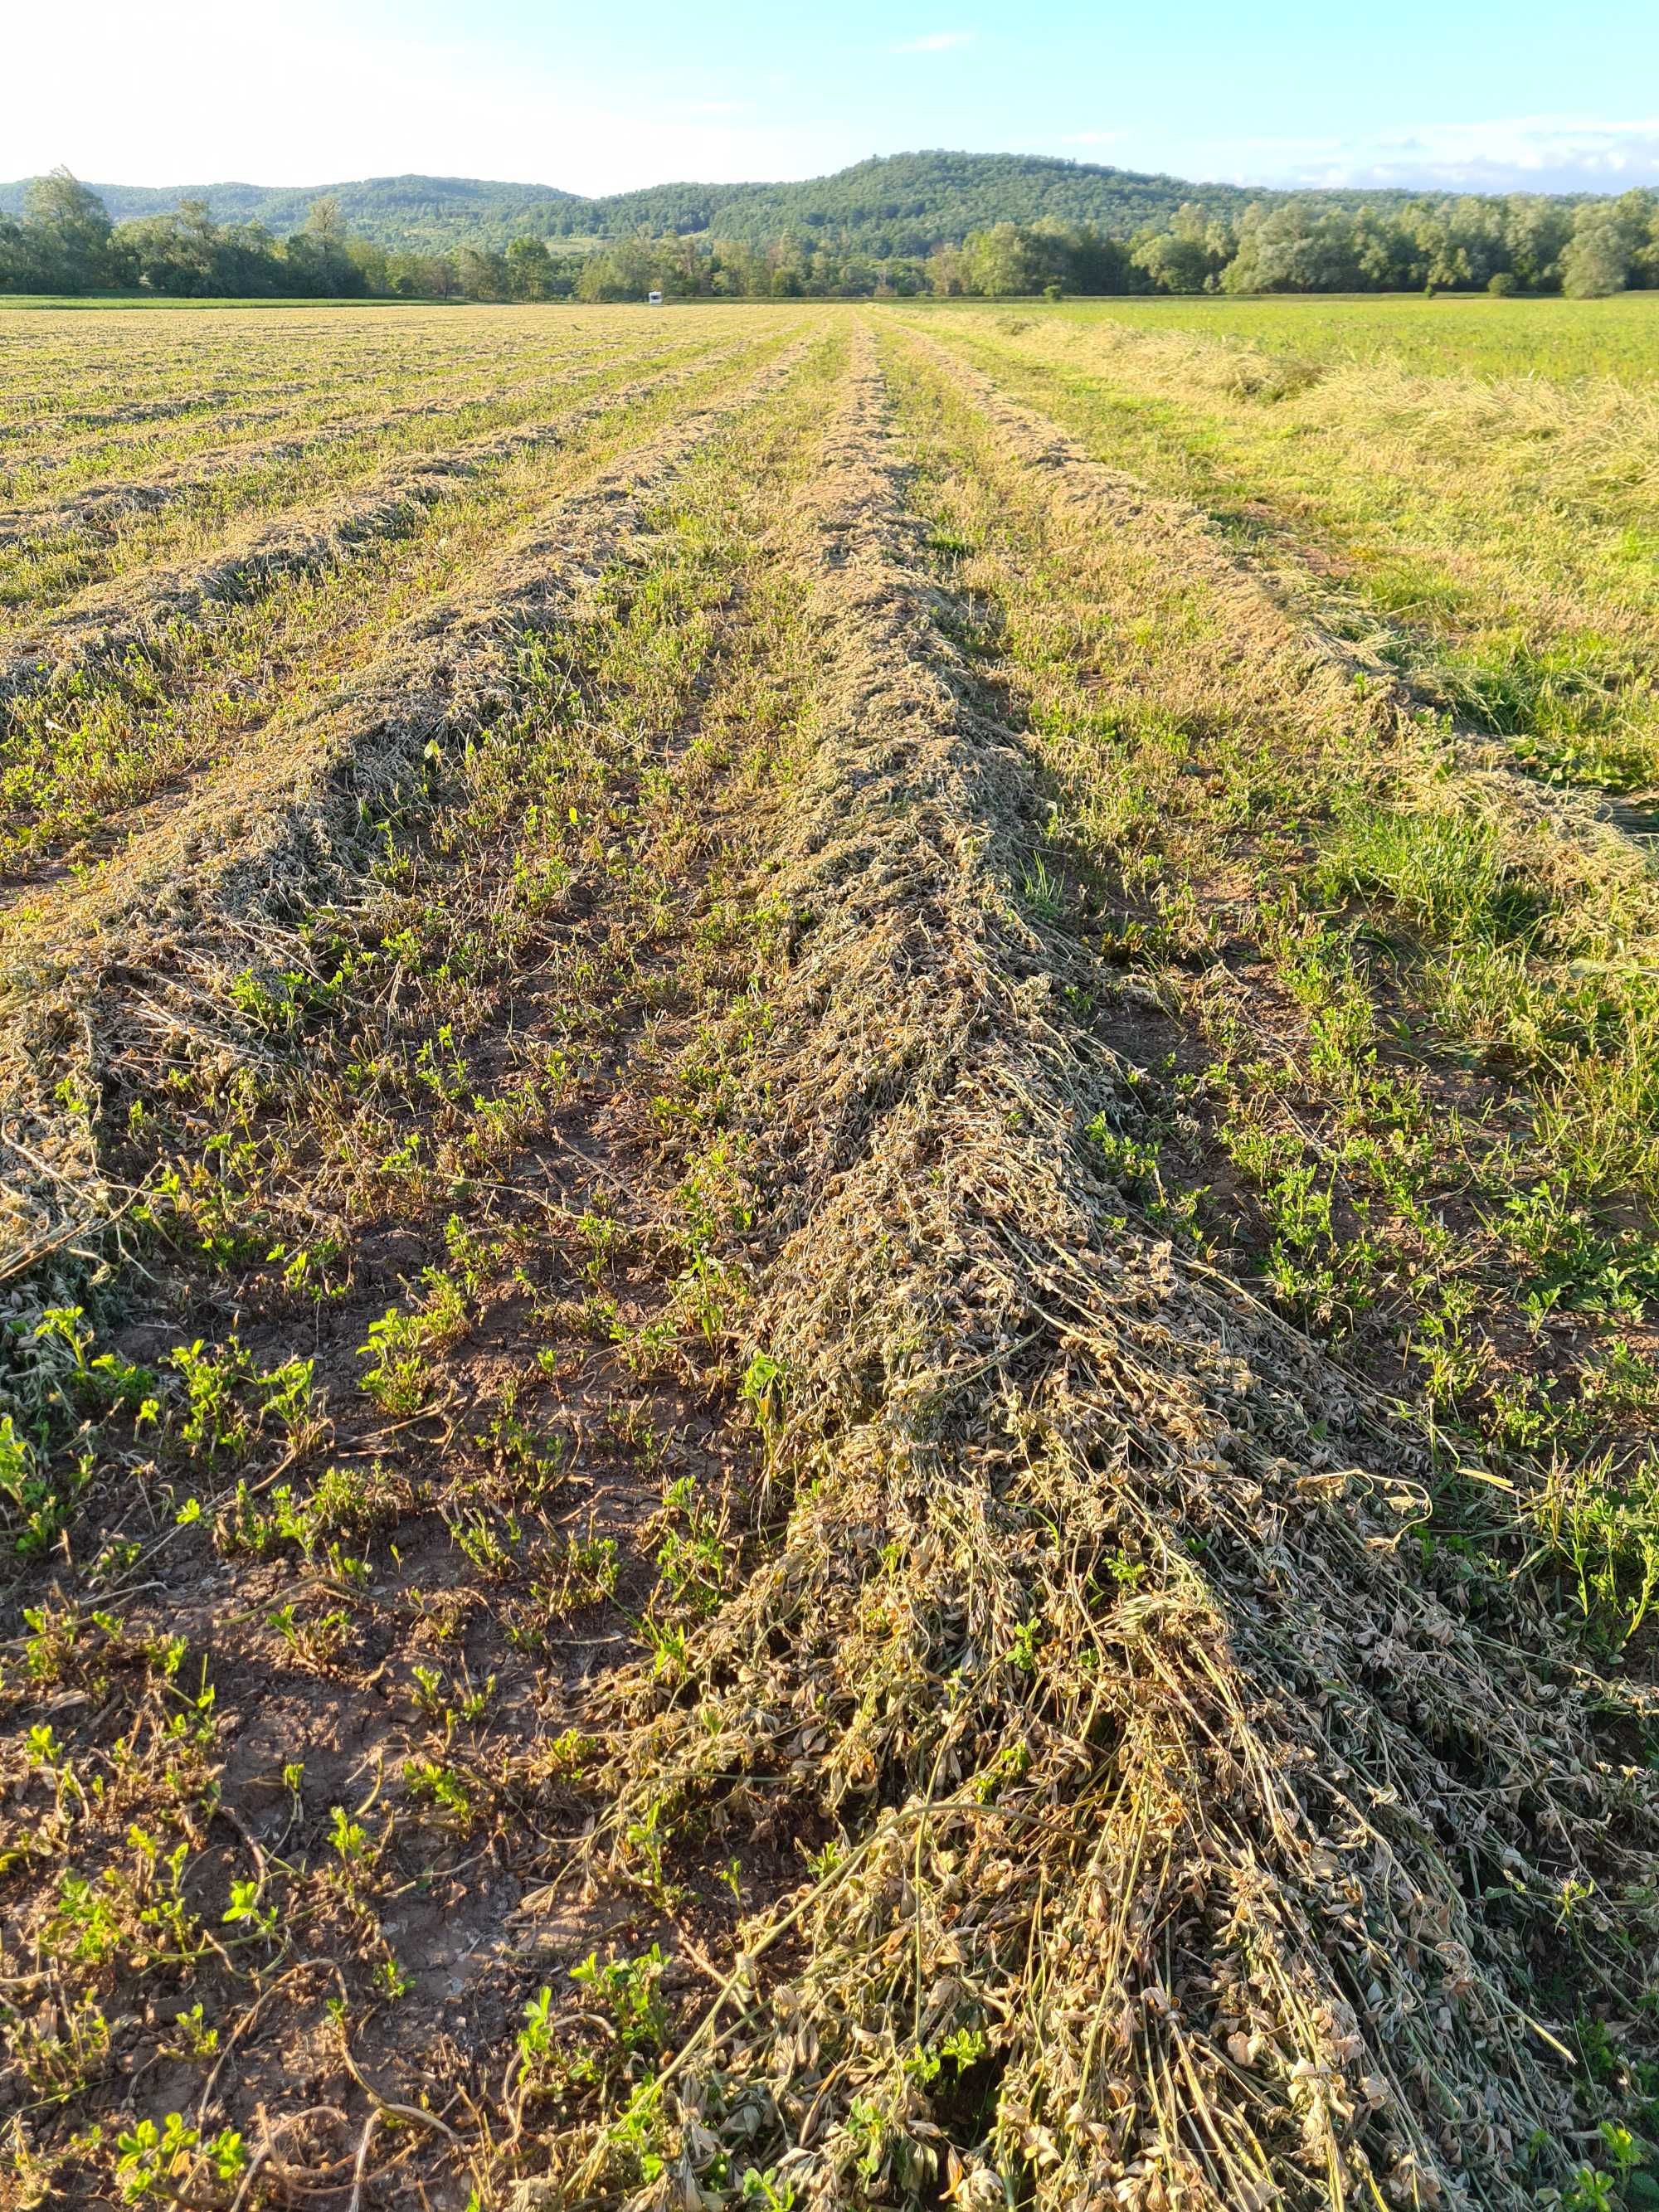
[927,291,1659,386]
[0,321,777,675]
[0,327,848,2212]
[0,308,661,484]
[912,307,1659,799]
[0,328,807,883]
[0,328,736,618]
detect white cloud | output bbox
[1219,114,1659,194]
[892,31,976,53]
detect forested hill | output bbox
[0,151,1418,255]
[548,153,1306,250]
[0,173,589,248]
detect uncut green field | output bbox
[2,299,1657,2212]
[912,294,1659,795]
[936,288,1659,382]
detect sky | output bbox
[7,0,1658,197]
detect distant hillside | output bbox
[0,151,1432,255]
[0,173,588,247]
[547,153,1300,252]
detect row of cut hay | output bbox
[944,312,1659,706]
[0,315,730,499]
[0,312,624,443]
[0,330,789,699]
[0,302,645,403]
[547,333,1655,2211]
[993,310,1659,483]
[0,331,824,1302]
[0,327,851,2212]
[915,324,1659,902]
[0,385,293,441]
[0,327,705,552]
[0,372,392,467]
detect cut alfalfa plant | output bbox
[537,334,1659,2212]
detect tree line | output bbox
[5,170,1657,303]
[0,153,1284,257]
[0,174,372,299]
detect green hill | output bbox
[0,151,1426,256]
[540,152,1291,252]
[0,173,586,246]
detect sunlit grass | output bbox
[916,288,1659,384]
[917,303,1659,795]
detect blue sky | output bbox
[10,0,1659,195]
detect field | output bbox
[951,290,1659,381]
[1,297,1657,2212]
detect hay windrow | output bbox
[944,311,1659,542]
[546,332,1658,2211]
[0,310,664,483]
[0,332,819,1290]
[903,326,1659,891]
[0,329,781,700]
[914,308,1659,820]
[0,328,705,557]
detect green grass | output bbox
[913,289,1659,385]
[885,319,1659,1636]
[913,303,1659,795]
